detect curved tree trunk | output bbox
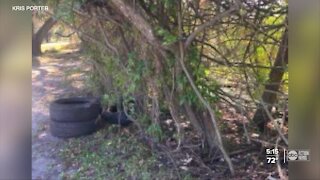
[107,0,235,173]
[253,28,288,132]
[32,17,57,56]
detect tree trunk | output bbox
[252,28,288,132]
[32,17,57,56]
[94,0,235,173]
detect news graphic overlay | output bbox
[265,148,311,164]
[265,148,279,164]
[12,6,49,12]
[285,149,310,162]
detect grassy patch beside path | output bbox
[58,125,190,179]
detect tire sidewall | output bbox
[50,97,101,122]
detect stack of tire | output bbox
[49,97,102,138]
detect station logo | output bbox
[287,150,298,161]
[286,149,310,162]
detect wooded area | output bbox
[32,0,288,178]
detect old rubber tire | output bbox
[50,97,102,122]
[101,111,132,126]
[50,118,97,138]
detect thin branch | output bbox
[96,16,119,57]
[184,6,237,49]
[276,137,288,180]
[260,99,288,145]
[177,3,234,175]
[250,138,286,149]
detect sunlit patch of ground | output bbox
[40,66,61,75]
[71,80,85,89]
[32,70,41,80]
[41,42,80,53]
[69,73,85,80]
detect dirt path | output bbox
[32,50,89,179]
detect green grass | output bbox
[58,125,185,179]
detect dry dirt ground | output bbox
[32,49,89,179]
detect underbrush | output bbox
[58,124,191,179]
[52,48,287,179]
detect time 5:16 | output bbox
[266,148,279,155]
